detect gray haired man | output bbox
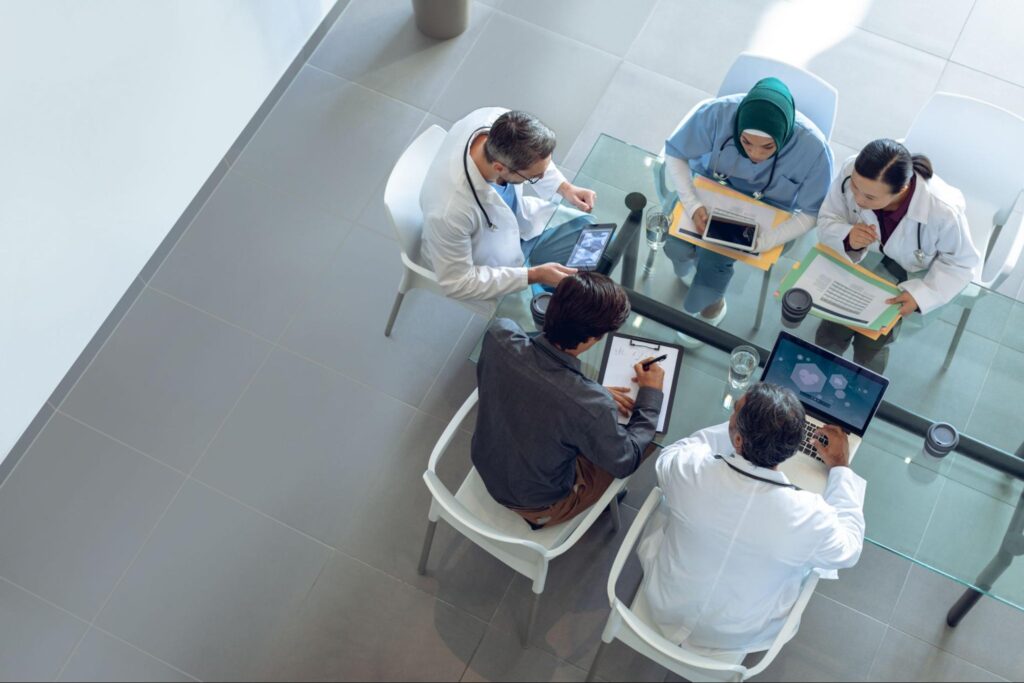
[420,107,598,303]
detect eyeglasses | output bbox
[509,168,544,185]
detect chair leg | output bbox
[942,307,972,371]
[586,640,609,682]
[417,520,438,576]
[610,495,622,533]
[384,270,413,338]
[753,265,772,332]
[523,591,541,648]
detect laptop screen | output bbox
[761,332,889,436]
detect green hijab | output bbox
[733,77,796,159]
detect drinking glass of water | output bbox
[645,210,670,252]
[724,345,760,410]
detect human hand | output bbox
[527,262,577,288]
[607,386,635,417]
[692,206,709,235]
[633,358,666,391]
[847,223,879,250]
[561,184,596,212]
[813,425,851,469]
[886,290,919,317]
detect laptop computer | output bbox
[760,332,890,494]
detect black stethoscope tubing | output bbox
[841,175,926,263]
[464,127,498,231]
[711,136,779,201]
[714,455,799,490]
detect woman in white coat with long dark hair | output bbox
[816,139,981,372]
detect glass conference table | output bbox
[491,134,1024,625]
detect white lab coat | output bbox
[637,422,866,653]
[817,157,982,314]
[420,107,568,302]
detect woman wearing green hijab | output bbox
[663,77,834,348]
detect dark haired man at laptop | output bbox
[473,272,665,528]
[637,383,866,652]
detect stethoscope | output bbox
[841,175,928,265]
[710,136,779,201]
[464,127,499,231]
[714,455,799,490]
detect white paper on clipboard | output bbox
[598,335,682,433]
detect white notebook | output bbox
[597,333,684,434]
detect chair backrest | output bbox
[717,52,838,142]
[904,93,1024,264]
[384,125,447,262]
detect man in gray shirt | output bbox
[473,272,665,528]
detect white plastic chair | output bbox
[383,125,494,337]
[587,487,819,683]
[903,93,1024,369]
[418,389,629,646]
[655,53,839,331]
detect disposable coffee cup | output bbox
[530,292,552,329]
[781,288,813,329]
[924,422,959,458]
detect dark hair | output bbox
[543,272,630,350]
[854,138,934,194]
[484,111,557,171]
[736,383,806,469]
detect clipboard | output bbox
[597,333,684,434]
[667,175,791,271]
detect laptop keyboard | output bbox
[799,422,828,463]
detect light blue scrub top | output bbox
[665,93,834,214]
[490,180,519,216]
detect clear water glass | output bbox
[645,210,670,251]
[723,345,760,410]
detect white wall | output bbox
[0,0,338,461]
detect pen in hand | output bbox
[642,354,668,370]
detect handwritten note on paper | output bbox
[599,334,682,433]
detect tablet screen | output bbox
[566,227,614,269]
[706,215,757,249]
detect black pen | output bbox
[642,354,668,370]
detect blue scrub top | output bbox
[665,93,834,214]
[490,180,519,216]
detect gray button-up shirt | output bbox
[472,318,664,510]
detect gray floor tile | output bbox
[259,552,486,681]
[431,13,620,163]
[501,0,658,58]
[859,0,975,58]
[58,629,195,682]
[0,579,87,682]
[890,565,1024,681]
[418,313,486,424]
[151,170,351,340]
[97,480,332,681]
[965,346,1024,454]
[193,350,416,547]
[356,112,453,240]
[562,62,712,172]
[281,226,474,406]
[951,0,1024,87]
[310,0,494,111]
[0,415,183,620]
[60,288,271,472]
[805,28,946,148]
[462,626,587,683]
[233,66,426,220]
[831,141,859,164]
[867,628,1004,682]
[754,595,887,682]
[817,543,913,625]
[937,62,1024,122]
[1000,302,1024,354]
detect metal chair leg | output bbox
[753,265,773,332]
[610,495,622,533]
[384,290,405,337]
[586,640,610,682]
[523,591,541,648]
[417,520,437,575]
[942,307,972,371]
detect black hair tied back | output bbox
[855,138,934,194]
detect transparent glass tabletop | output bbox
[492,134,1024,614]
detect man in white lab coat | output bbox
[637,383,866,653]
[420,107,598,303]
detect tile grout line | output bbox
[417,314,478,412]
[946,0,981,71]
[881,622,1010,681]
[424,0,500,114]
[49,411,191,478]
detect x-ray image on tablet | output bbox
[566,225,616,270]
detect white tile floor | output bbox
[2,1,1024,680]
